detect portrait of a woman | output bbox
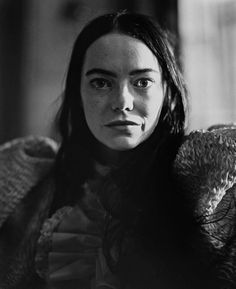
[0,11,236,289]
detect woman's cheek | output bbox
[83,95,101,112]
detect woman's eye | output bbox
[90,78,112,90]
[133,78,153,88]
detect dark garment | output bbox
[0,130,236,288]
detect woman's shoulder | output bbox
[174,125,236,189]
[173,125,236,283]
[0,135,58,158]
[0,135,58,227]
[173,125,236,246]
[0,135,58,181]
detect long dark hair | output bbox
[53,10,188,277]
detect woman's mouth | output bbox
[104,120,142,132]
[105,120,140,127]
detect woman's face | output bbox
[80,33,165,151]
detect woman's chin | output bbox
[105,138,141,151]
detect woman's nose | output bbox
[111,84,134,112]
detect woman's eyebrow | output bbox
[129,68,159,75]
[85,68,116,77]
[85,68,159,77]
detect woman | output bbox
[49,10,187,288]
[0,11,236,289]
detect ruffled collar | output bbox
[35,162,121,288]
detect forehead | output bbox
[83,33,159,72]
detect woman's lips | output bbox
[104,120,142,132]
[105,120,140,127]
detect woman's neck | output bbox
[95,144,134,168]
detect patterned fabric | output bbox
[0,136,57,228]
[174,129,236,250]
[0,136,57,289]
[35,175,120,289]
